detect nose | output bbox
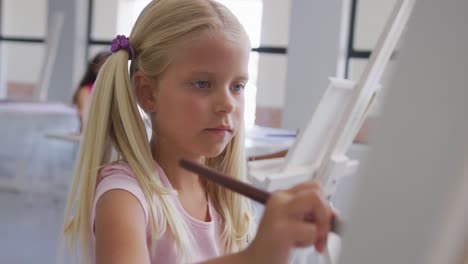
[214,87,235,114]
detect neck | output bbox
[150,137,204,192]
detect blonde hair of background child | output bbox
[62,0,253,262]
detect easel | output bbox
[248,0,415,263]
[249,0,415,196]
[339,0,468,263]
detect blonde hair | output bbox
[62,0,253,262]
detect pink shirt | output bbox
[90,161,223,263]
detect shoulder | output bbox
[98,161,135,182]
[96,189,146,225]
[93,161,150,225]
[94,189,151,263]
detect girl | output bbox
[71,51,111,132]
[63,0,333,263]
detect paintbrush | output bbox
[179,159,342,235]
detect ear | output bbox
[134,71,157,113]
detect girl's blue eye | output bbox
[192,81,209,89]
[232,84,245,92]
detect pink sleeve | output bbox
[85,83,93,92]
[91,175,149,234]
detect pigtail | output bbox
[110,50,200,262]
[63,52,119,262]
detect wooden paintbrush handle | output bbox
[179,159,343,235]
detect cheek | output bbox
[184,98,207,115]
[179,97,209,126]
[157,93,207,133]
[235,97,245,120]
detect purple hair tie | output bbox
[111,35,135,59]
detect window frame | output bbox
[85,0,287,58]
[345,0,372,78]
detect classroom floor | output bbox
[0,104,77,263]
[0,191,69,263]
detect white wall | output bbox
[45,0,78,101]
[256,54,288,108]
[282,0,346,129]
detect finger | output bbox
[289,222,319,248]
[287,181,321,194]
[267,189,291,208]
[289,189,331,225]
[288,190,332,251]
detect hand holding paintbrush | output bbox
[180,159,342,262]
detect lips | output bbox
[209,125,233,131]
[205,125,233,135]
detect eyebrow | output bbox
[187,71,249,81]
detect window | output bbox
[346,0,398,80]
[346,0,400,115]
[215,0,263,128]
[0,0,48,100]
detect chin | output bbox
[202,144,229,158]
[204,149,225,158]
